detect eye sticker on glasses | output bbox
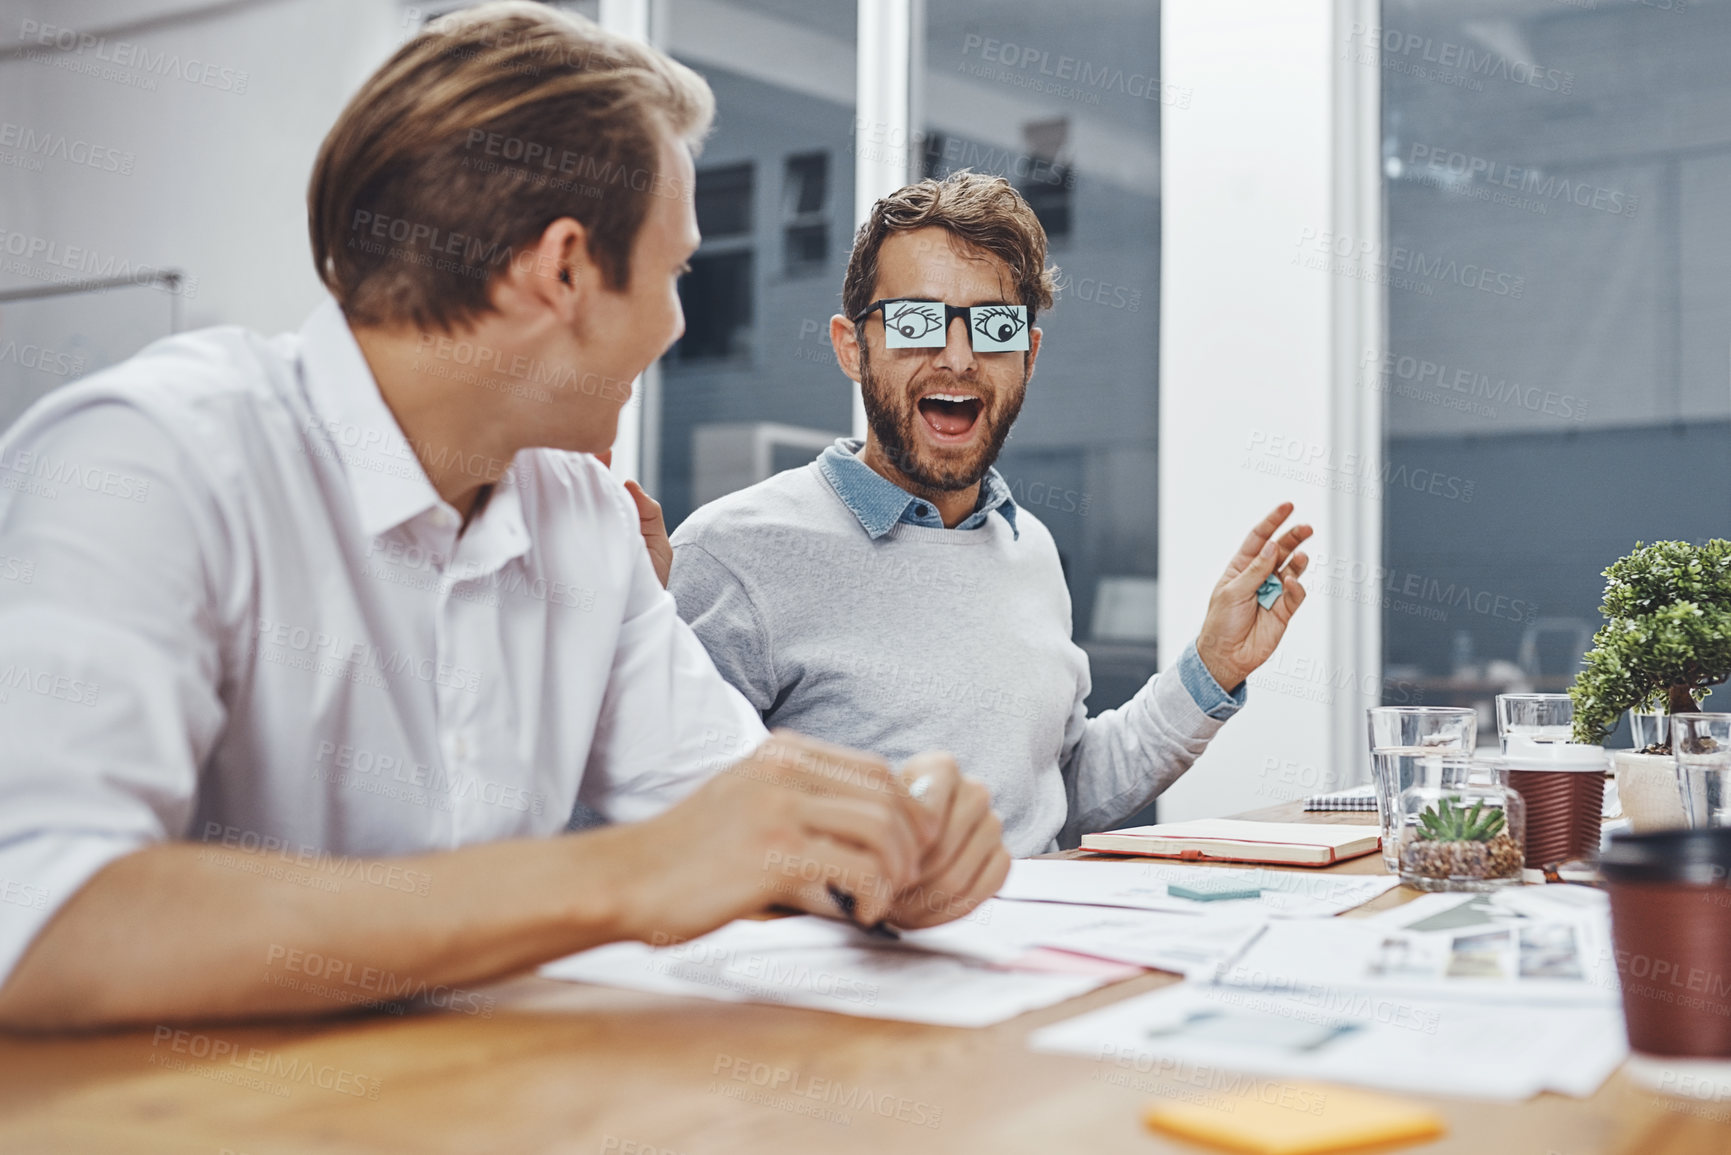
[968,304,1029,352]
[881,300,948,348]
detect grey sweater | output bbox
[668,458,1232,855]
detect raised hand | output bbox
[1193,502,1312,693]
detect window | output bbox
[693,162,754,239]
[674,251,754,362]
[651,0,858,528]
[782,151,831,275]
[1377,0,1731,734]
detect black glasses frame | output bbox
[851,298,1031,352]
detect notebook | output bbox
[1079,819,1381,867]
[1303,785,1379,811]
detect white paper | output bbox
[1029,982,1627,1101]
[540,915,1110,1027]
[898,898,1266,978]
[1215,908,1620,1008]
[998,859,1399,918]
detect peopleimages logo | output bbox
[1346,22,1574,94]
[18,20,249,93]
[0,120,134,174]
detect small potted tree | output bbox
[1570,540,1731,831]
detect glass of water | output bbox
[1496,693,1574,754]
[1673,713,1731,829]
[1367,707,1479,872]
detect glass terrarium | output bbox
[1396,783,1526,891]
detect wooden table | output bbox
[2,804,1726,1154]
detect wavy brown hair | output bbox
[842,171,1059,323]
[309,1,713,330]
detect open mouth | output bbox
[916,392,984,442]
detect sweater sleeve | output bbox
[1056,640,1241,846]
[666,541,778,715]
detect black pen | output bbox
[826,883,900,939]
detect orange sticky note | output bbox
[1143,1082,1445,1155]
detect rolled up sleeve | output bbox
[0,399,228,989]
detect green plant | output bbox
[1569,540,1731,746]
[1416,797,1505,843]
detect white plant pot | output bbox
[1612,750,1688,833]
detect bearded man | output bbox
[667,172,1312,855]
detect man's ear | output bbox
[829,314,862,383]
[1025,325,1043,382]
[495,217,594,324]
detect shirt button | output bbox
[915,504,929,517]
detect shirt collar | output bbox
[816,438,1019,540]
[299,298,444,541]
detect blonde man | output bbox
[0,4,1006,1032]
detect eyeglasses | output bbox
[851,298,1031,352]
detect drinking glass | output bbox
[1496,693,1574,754]
[1367,707,1478,872]
[1673,713,1731,830]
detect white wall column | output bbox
[599,0,660,483]
[1157,0,1383,819]
[851,0,915,439]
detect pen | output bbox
[826,883,901,939]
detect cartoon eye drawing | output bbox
[885,302,944,340]
[971,306,1027,345]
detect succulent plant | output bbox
[1415,796,1505,843]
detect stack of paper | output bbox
[899,898,1267,978]
[1029,981,1626,1101]
[540,914,1122,1027]
[1028,885,1629,1101]
[1213,888,1620,1007]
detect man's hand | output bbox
[1194,502,1312,693]
[883,753,1010,929]
[623,480,672,588]
[621,732,936,941]
[595,451,673,587]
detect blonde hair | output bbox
[308,1,713,330]
[843,171,1058,322]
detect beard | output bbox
[858,344,1027,494]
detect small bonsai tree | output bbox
[1569,540,1731,747]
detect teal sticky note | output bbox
[1256,575,1283,610]
[1168,883,1262,903]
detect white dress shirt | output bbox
[0,299,766,987]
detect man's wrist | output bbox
[1180,640,1248,721]
[559,823,645,943]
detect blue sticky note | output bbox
[1169,883,1262,903]
[1256,575,1283,610]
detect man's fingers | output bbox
[914,777,991,883]
[897,812,1009,927]
[773,840,901,924]
[794,794,921,899]
[1225,522,1313,597]
[1224,502,1295,575]
[898,752,959,845]
[753,731,903,807]
[623,478,660,516]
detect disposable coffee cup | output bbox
[1602,828,1731,1057]
[1499,739,1607,868]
